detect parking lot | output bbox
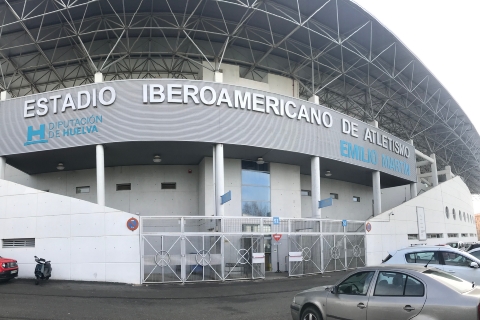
[0,272,347,320]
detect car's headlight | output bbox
[292,296,296,304]
[1,263,5,268]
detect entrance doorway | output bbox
[265,237,272,271]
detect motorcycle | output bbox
[34,256,52,285]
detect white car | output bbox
[468,247,480,260]
[383,246,480,283]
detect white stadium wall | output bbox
[270,163,301,218]
[200,62,300,98]
[300,174,374,220]
[366,176,477,265]
[381,185,413,213]
[6,164,199,216]
[5,160,378,220]
[0,179,140,283]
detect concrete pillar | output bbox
[0,91,11,101]
[0,156,6,179]
[372,171,381,216]
[308,95,320,104]
[311,156,321,218]
[430,153,439,187]
[94,72,104,83]
[96,145,105,206]
[408,139,417,199]
[369,120,382,213]
[410,183,417,199]
[445,165,453,180]
[214,144,224,216]
[292,80,300,98]
[214,71,223,83]
[212,147,216,216]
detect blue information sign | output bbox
[273,217,280,225]
[220,191,232,205]
[318,197,333,208]
[342,220,348,227]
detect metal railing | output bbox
[140,216,366,284]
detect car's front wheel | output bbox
[301,306,322,320]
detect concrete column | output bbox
[311,156,321,218]
[214,144,224,216]
[292,80,300,98]
[212,146,216,216]
[408,139,417,199]
[308,95,320,104]
[94,72,104,83]
[410,183,417,199]
[96,145,105,206]
[445,165,453,180]
[0,91,11,101]
[370,120,382,212]
[214,71,223,83]
[0,156,6,179]
[430,153,439,187]
[372,171,381,216]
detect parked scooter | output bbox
[34,256,52,285]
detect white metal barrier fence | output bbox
[140,216,365,284]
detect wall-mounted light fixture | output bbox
[325,170,332,177]
[153,155,162,163]
[256,157,265,165]
[57,163,65,170]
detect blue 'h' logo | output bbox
[24,124,48,146]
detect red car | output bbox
[0,256,18,282]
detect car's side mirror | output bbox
[470,262,479,269]
[330,286,337,294]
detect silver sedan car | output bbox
[291,265,480,320]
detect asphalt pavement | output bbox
[0,272,348,320]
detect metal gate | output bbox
[288,235,323,276]
[224,235,265,280]
[141,216,365,284]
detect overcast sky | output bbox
[352,0,480,212]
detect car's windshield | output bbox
[470,250,480,260]
[422,269,473,293]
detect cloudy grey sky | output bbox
[352,0,480,211]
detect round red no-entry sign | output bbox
[273,234,282,242]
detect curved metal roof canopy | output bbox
[0,0,478,193]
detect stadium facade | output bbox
[0,0,477,284]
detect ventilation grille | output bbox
[161,182,176,190]
[2,238,35,248]
[116,183,131,191]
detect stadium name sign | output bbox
[0,79,415,181]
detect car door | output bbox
[439,251,480,282]
[326,271,375,320]
[366,271,426,320]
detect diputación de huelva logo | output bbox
[24,115,103,146]
[24,124,49,146]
